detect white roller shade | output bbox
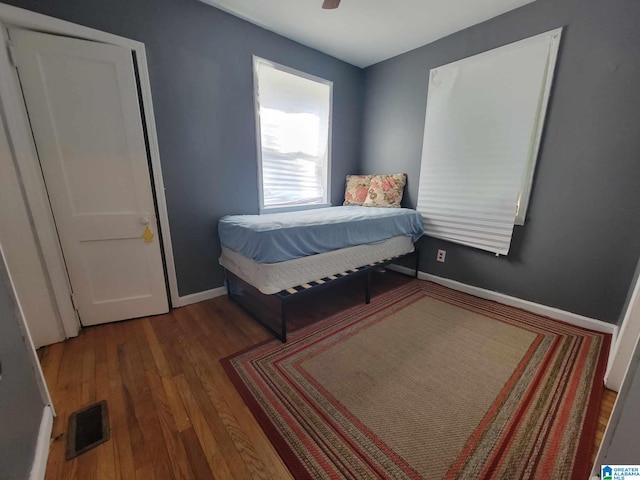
[417,29,561,255]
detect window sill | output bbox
[260,203,332,215]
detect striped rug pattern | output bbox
[222,280,610,479]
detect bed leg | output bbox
[365,271,371,304]
[225,269,237,302]
[280,300,287,343]
[414,248,420,279]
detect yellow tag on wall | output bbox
[143,226,154,243]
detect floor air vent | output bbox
[66,400,110,459]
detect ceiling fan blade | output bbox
[322,0,341,9]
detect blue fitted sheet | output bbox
[218,206,424,263]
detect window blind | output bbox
[416,29,561,255]
[254,58,332,211]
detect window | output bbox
[416,28,562,255]
[253,57,332,212]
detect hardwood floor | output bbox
[593,388,617,466]
[38,273,617,479]
[40,296,290,480]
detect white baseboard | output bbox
[29,405,53,480]
[174,286,227,307]
[387,265,618,339]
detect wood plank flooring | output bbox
[593,388,617,465]
[38,273,617,479]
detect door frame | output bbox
[0,3,180,337]
[606,266,640,391]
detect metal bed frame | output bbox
[225,249,420,342]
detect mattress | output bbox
[220,235,414,295]
[218,206,424,263]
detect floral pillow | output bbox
[362,173,407,208]
[343,174,373,206]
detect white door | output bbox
[10,28,168,326]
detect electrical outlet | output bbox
[437,249,446,263]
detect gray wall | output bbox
[3,0,364,296]
[361,0,640,323]
[0,251,45,479]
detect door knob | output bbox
[140,217,149,225]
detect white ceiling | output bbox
[197,0,535,68]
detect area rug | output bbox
[222,280,610,479]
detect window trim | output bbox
[252,55,333,214]
[513,28,562,225]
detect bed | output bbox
[219,206,424,341]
